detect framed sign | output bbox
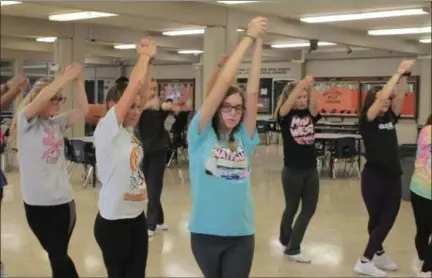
[314,81,360,117]
[158,79,195,111]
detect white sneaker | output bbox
[156,223,168,231]
[354,259,387,277]
[415,260,424,273]
[284,253,312,263]
[373,253,398,271]
[148,230,155,237]
[417,271,431,277]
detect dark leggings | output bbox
[279,167,319,255]
[24,201,78,278]
[361,167,401,260]
[191,233,255,278]
[94,212,148,278]
[411,191,432,272]
[142,148,167,231]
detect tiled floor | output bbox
[1,145,420,277]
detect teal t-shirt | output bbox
[187,110,259,236]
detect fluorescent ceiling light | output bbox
[163,29,205,36]
[217,1,258,4]
[368,26,431,35]
[271,42,336,48]
[36,37,57,43]
[49,11,118,21]
[300,8,428,23]
[0,1,21,6]
[178,50,203,54]
[420,38,431,43]
[114,44,135,50]
[237,28,244,32]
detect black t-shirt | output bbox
[359,109,402,178]
[278,109,321,169]
[138,109,170,153]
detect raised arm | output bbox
[279,75,314,117]
[139,62,154,111]
[366,59,414,121]
[243,37,263,138]
[392,75,407,116]
[205,54,229,98]
[23,65,81,120]
[115,38,156,125]
[0,76,29,110]
[308,82,319,117]
[66,68,89,126]
[198,17,267,132]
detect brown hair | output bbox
[426,114,432,126]
[274,82,296,118]
[211,86,245,151]
[105,82,128,110]
[10,77,54,141]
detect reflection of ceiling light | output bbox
[178,50,203,54]
[49,11,118,21]
[420,38,431,43]
[36,37,57,43]
[271,42,336,48]
[237,29,244,32]
[301,8,428,23]
[162,29,205,36]
[217,1,258,4]
[368,27,431,35]
[0,1,22,6]
[114,44,135,50]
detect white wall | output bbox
[306,57,431,144]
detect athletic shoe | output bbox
[373,253,398,271]
[284,253,312,263]
[417,271,431,277]
[148,230,155,237]
[156,224,168,231]
[354,259,387,277]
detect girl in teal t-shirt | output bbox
[187,16,267,278]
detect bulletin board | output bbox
[158,79,195,111]
[314,79,360,117]
[237,78,272,114]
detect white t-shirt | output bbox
[17,110,73,206]
[94,107,147,220]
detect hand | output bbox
[246,17,268,39]
[137,37,157,58]
[63,63,82,81]
[8,76,29,91]
[397,59,415,74]
[172,104,181,113]
[303,75,315,87]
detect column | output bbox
[54,24,86,138]
[12,59,24,111]
[225,10,239,54]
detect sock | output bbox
[376,250,385,256]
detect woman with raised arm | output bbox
[187,17,266,278]
[410,114,431,278]
[93,37,156,278]
[274,76,321,263]
[0,76,29,278]
[10,63,88,278]
[354,59,415,277]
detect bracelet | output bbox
[244,34,256,42]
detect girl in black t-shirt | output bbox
[275,75,321,263]
[354,59,415,277]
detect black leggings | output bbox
[94,212,148,278]
[24,201,78,278]
[142,148,167,231]
[411,191,432,272]
[279,167,319,254]
[361,167,401,260]
[191,233,254,278]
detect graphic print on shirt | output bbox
[42,129,63,164]
[204,140,249,182]
[378,122,395,130]
[290,115,315,145]
[124,136,147,201]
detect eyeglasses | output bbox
[220,102,245,115]
[50,96,66,104]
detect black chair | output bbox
[330,137,360,178]
[167,111,190,167]
[64,138,97,187]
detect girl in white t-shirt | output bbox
[10,63,88,278]
[93,37,156,278]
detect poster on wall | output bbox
[237,78,272,114]
[360,78,418,118]
[314,81,360,117]
[272,79,294,115]
[158,79,195,111]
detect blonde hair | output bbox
[274,82,296,118]
[10,77,54,141]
